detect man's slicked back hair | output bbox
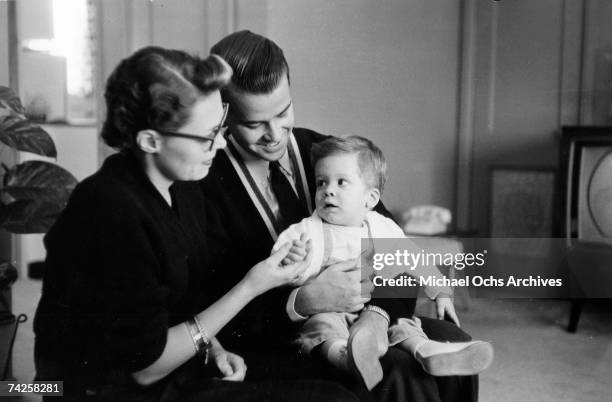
[211,30,289,94]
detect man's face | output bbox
[225,74,294,161]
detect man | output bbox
[201,30,477,402]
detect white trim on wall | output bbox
[486,2,499,134]
[455,0,478,230]
[8,0,18,91]
[558,0,585,127]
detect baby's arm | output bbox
[373,213,452,299]
[272,221,315,283]
[403,238,453,299]
[375,213,458,324]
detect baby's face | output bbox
[314,153,379,226]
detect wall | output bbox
[95,0,236,160]
[95,0,462,217]
[458,0,585,234]
[94,0,608,232]
[96,0,232,93]
[264,0,461,216]
[581,0,612,125]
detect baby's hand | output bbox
[281,233,309,266]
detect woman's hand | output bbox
[208,344,247,381]
[435,295,460,327]
[243,239,312,296]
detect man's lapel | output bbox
[220,130,316,241]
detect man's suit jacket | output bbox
[201,127,414,353]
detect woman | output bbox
[33,47,356,401]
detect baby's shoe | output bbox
[414,340,494,376]
[347,327,384,390]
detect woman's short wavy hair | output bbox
[311,136,388,194]
[101,46,232,150]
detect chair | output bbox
[0,312,27,380]
[401,207,472,317]
[559,126,612,332]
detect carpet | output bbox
[459,298,612,402]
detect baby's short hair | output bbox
[311,136,387,193]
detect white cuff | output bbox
[286,287,308,322]
[424,285,453,300]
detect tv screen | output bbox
[577,145,612,242]
[561,126,612,244]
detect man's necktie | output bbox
[269,161,307,228]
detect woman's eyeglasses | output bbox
[156,103,229,151]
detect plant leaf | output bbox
[0,199,64,233]
[0,117,57,157]
[0,86,26,115]
[3,161,78,203]
[0,260,18,289]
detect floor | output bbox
[463,297,611,402]
[7,278,612,402]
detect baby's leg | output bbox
[389,317,494,376]
[300,312,383,390]
[296,312,351,356]
[347,323,384,390]
[349,309,389,356]
[318,338,349,371]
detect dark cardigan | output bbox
[34,152,211,394]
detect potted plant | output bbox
[0,86,78,310]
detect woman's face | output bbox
[155,91,227,182]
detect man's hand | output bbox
[435,295,460,327]
[294,259,373,316]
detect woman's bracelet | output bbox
[186,316,211,360]
[193,315,212,351]
[185,318,202,354]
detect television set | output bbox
[559,127,612,331]
[560,127,612,244]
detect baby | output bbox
[273,136,493,390]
